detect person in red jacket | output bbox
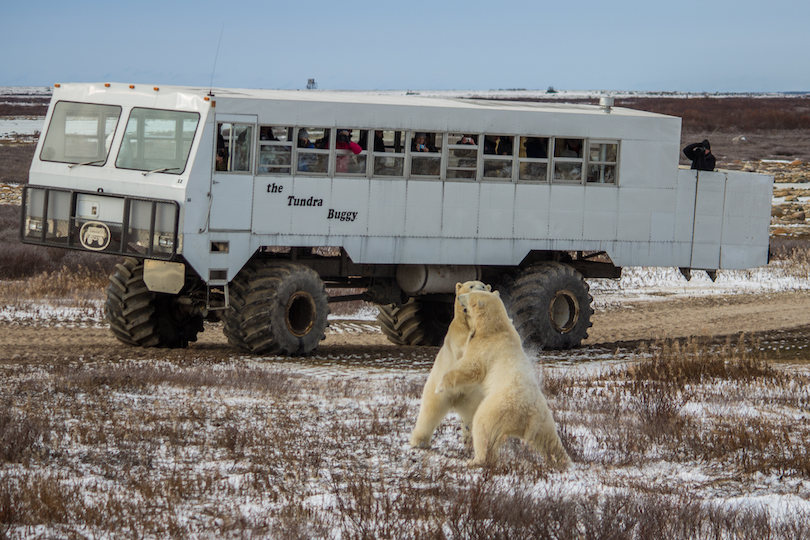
[336,129,362,173]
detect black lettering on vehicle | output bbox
[286,195,324,207]
[327,209,358,222]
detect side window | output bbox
[552,137,584,183]
[258,126,292,175]
[446,133,478,180]
[518,136,549,182]
[587,141,618,184]
[216,122,253,173]
[372,130,405,177]
[335,128,367,176]
[482,134,514,181]
[296,127,330,175]
[409,131,442,178]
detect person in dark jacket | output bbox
[683,139,716,171]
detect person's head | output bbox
[414,133,426,144]
[375,130,383,138]
[701,139,711,153]
[338,129,351,143]
[298,129,309,141]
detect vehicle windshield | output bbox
[116,108,200,174]
[40,101,121,165]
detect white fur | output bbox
[439,290,570,469]
[409,281,490,449]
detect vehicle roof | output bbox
[52,83,674,120]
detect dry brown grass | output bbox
[1,335,809,537]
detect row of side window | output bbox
[215,123,618,184]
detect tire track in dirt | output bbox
[3,290,810,365]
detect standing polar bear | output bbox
[409,281,490,449]
[437,290,570,469]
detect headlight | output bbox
[158,234,174,249]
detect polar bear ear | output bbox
[485,284,492,292]
[456,282,463,294]
[492,290,500,297]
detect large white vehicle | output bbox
[21,83,773,354]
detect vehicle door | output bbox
[210,114,257,230]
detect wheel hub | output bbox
[549,290,579,333]
[286,292,316,337]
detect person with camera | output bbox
[683,139,716,171]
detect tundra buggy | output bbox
[21,83,773,354]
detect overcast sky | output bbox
[3,0,807,92]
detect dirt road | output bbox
[3,290,810,365]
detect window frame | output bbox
[445,133,481,182]
[407,131,443,180]
[214,121,254,175]
[551,137,586,184]
[116,106,200,175]
[518,135,551,183]
[481,134,516,182]
[257,125,294,176]
[586,139,620,185]
[295,127,332,176]
[334,128,369,177]
[370,129,406,179]
[40,100,123,167]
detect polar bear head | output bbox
[454,281,492,320]
[457,290,514,338]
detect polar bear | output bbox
[409,281,490,449]
[437,290,570,469]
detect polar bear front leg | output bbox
[437,363,484,395]
[410,380,452,448]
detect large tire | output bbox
[222,261,329,355]
[377,298,453,346]
[499,262,593,350]
[105,258,204,348]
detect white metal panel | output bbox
[368,180,406,236]
[479,183,515,239]
[405,181,443,237]
[328,178,368,236]
[719,171,773,269]
[289,177,332,235]
[619,140,680,188]
[583,187,618,241]
[476,238,515,265]
[514,184,550,239]
[690,171,726,268]
[400,236,443,263]
[548,185,584,239]
[210,173,253,230]
[251,177,293,235]
[442,182,479,238]
[617,187,656,241]
[674,169,698,243]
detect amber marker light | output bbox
[129,84,135,89]
[54,83,61,88]
[104,83,110,87]
[153,87,159,91]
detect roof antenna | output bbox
[209,24,224,96]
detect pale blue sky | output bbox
[3,0,807,92]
